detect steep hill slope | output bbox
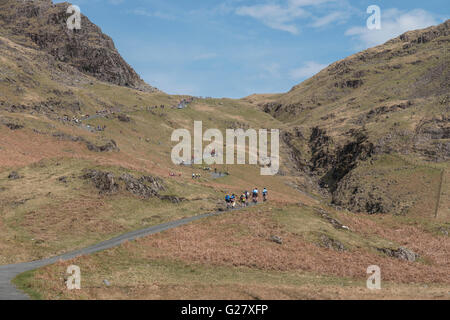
[0,2,293,265]
[0,0,157,92]
[252,20,449,216]
[0,2,448,300]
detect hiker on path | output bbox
[240,193,247,207]
[252,188,259,203]
[231,194,236,208]
[263,188,268,202]
[225,194,231,209]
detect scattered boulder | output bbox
[8,171,21,180]
[378,247,418,262]
[319,234,346,251]
[117,114,131,122]
[270,235,283,245]
[4,123,24,130]
[437,226,449,236]
[103,279,111,287]
[58,176,68,183]
[86,140,119,152]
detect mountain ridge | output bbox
[0,0,158,92]
[250,20,449,215]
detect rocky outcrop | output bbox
[117,114,131,122]
[266,22,450,216]
[4,123,24,130]
[364,101,413,122]
[309,128,374,192]
[52,132,119,152]
[318,234,346,252]
[82,170,118,194]
[0,0,158,92]
[334,79,363,89]
[332,175,398,214]
[414,116,450,161]
[378,247,418,262]
[119,173,164,199]
[396,20,450,44]
[82,170,166,199]
[309,127,334,175]
[283,126,389,214]
[281,127,309,171]
[86,140,119,153]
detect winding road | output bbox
[0,206,247,300]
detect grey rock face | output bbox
[82,170,118,194]
[0,0,158,92]
[378,247,418,262]
[119,173,162,199]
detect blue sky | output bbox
[56,0,449,98]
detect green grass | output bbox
[0,157,228,264]
[272,205,396,252]
[12,270,43,300]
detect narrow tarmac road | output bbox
[0,205,251,300]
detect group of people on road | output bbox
[225,188,268,209]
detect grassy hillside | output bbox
[14,204,450,300]
[0,2,448,300]
[0,30,299,264]
[250,20,449,217]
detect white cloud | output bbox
[235,0,342,34]
[345,8,439,48]
[310,11,347,28]
[236,4,307,34]
[290,61,327,79]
